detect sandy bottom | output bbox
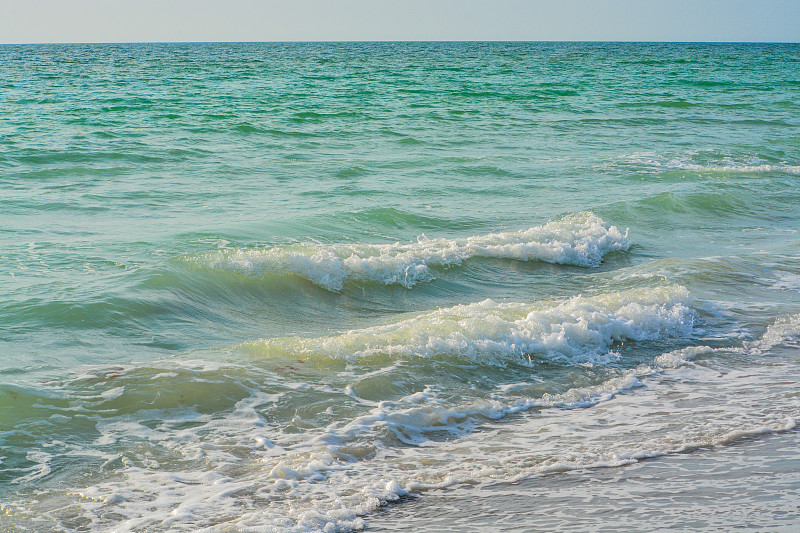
[367,430,800,532]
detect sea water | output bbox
[1,42,799,531]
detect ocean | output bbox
[1,41,799,531]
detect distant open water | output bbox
[1,42,800,532]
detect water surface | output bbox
[1,42,800,531]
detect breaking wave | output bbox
[192,212,631,291]
[245,284,694,365]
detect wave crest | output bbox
[247,285,694,365]
[193,212,631,291]
[747,313,800,353]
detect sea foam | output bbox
[618,152,800,175]
[747,313,800,354]
[249,284,694,365]
[196,212,631,291]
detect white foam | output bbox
[654,345,714,368]
[327,361,800,523]
[769,271,800,291]
[14,451,53,483]
[617,152,800,175]
[18,327,800,532]
[251,285,695,365]
[217,343,798,531]
[747,313,800,354]
[318,372,652,450]
[21,296,800,532]
[196,212,631,290]
[677,163,800,174]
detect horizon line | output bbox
[2,39,800,46]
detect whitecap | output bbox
[195,212,631,291]
[249,284,695,365]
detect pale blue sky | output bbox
[2,0,799,44]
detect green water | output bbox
[1,42,800,531]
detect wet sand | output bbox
[367,430,800,532]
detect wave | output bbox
[615,152,800,175]
[664,163,800,175]
[315,346,714,450]
[191,212,631,291]
[14,299,800,533]
[245,284,694,365]
[747,313,800,354]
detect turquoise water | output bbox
[1,42,800,531]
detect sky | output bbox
[1,0,799,44]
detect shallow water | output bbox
[369,430,800,532]
[1,42,800,531]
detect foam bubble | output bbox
[195,212,631,290]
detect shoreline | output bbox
[367,430,800,531]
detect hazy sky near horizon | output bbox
[2,0,799,44]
